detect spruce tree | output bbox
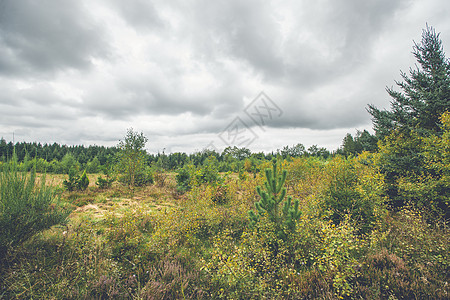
[368,25,450,138]
[368,25,450,213]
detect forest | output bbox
[0,137,336,173]
[0,26,449,299]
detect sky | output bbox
[1,0,449,154]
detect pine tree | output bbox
[77,170,89,191]
[248,159,301,237]
[368,25,450,138]
[1,153,69,259]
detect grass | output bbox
[1,163,449,299]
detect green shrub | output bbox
[95,176,115,189]
[0,158,70,259]
[118,166,154,187]
[134,166,154,186]
[204,211,367,298]
[175,164,194,193]
[118,166,153,187]
[211,181,229,204]
[95,167,116,189]
[192,156,221,186]
[63,168,90,191]
[86,156,101,174]
[175,158,222,194]
[78,170,89,190]
[63,167,78,191]
[384,112,450,220]
[321,155,385,234]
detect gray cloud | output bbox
[109,0,163,31]
[185,0,411,87]
[0,81,80,130]
[0,0,110,77]
[0,0,449,151]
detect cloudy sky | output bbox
[1,0,449,154]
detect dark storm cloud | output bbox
[0,0,110,77]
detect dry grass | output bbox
[35,172,101,188]
[64,176,181,223]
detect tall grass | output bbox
[0,156,70,259]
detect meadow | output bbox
[0,153,448,299]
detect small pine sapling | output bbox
[77,170,89,191]
[63,168,89,191]
[63,167,79,191]
[248,159,301,237]
[282,196,301,232]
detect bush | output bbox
[192,157,220,186]
[389,112,450,220]
[320,155,385,234]
[175,158,222,194]
[175,164,194,193]
[135,166,154,186]
[286,157,326,200]
[86,156,101,174]
[211,181,229,204]
[204,211,367,299]
[95,176,115,189]
[78,170,90,190]
[119,166,153,187]
[0,158,70,259]
[375,112,450,221]
[354,249,430,299]
[63,168,90,191]
[153,168,169,187]
[95,167,116,189]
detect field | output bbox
[1,156,449,299]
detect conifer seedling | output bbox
[248,159,301,237]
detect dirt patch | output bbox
[74,203,100,213]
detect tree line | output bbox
[0,138,338,174]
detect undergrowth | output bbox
[1,156,448,299]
